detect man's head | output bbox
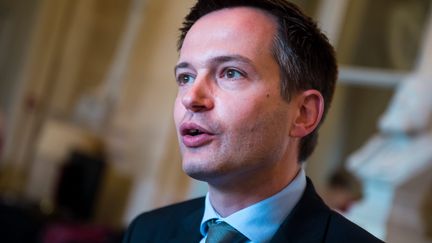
[177,0,337,162]
[174,0,337,186]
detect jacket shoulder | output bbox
[123,197,204,243]
[134,197,204,222]
[326,211,384,243]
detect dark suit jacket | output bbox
[123,178,383,242]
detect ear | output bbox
[289,90,324,137]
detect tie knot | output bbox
[205,220,248,243]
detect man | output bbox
[123,0,383,242]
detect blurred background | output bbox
[0,0,431,242]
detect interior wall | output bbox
[306,0,431,189]
[108,0,198,224]
[0,0,39,162]
[0,0,198,227]
[0,0,77,188]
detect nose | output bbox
[181,76,214,112]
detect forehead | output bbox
[179,7,277,61]
[193,6,277,33]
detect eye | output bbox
[176,73,195,85]
[221,68,245,80]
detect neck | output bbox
[208,162,301,217]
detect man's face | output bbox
[174,7,298,184]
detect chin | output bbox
[182,159,243,186]
[183,161,210,180]
[182,160,223,182]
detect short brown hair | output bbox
[178,0,338,162]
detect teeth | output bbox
[189,129,201,136]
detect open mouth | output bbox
[180,123,212,137]
[180,123,214,147]
[186,129,204,136]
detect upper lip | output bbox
[180,122,214,136]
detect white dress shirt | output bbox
[199,169,306,243]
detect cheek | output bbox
[220,94,271,122]
[217,98,259,125]
[173,96,184,124]
[221,94,291,138]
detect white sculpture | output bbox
[346,8,432,241]
[348,75,432,184]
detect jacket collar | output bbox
[270,178,331,243]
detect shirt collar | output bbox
[200,168,306,243]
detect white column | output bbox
[316,0,350,46]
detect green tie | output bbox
[205,220,249,243]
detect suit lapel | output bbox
[167,203,204,243]
[270,178,331,243]
[164,178,330,243]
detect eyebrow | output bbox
[174,55,255,74]
[174,62,192,74]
